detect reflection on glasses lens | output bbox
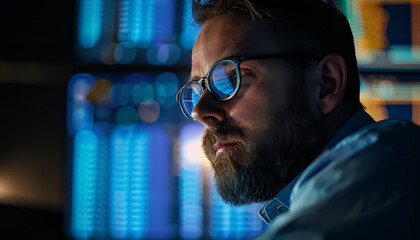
[181,82,203,118]
[209,61,238,99]
[179,60,240,119]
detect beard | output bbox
[202,88,328,206]
[202,113,327,206]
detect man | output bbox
[176,0,420,239]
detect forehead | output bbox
[191,15,313,75]
[193,16,279,61]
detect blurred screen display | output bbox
[67,73,267,239]
[76,0,198,66]
[68,0,420,239]
[337,0,420,68]
[75,0,420,68]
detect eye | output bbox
[238,69,255,85]
[226,69,237,82]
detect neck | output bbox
[323,104,357,147]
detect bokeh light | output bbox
[77,0,102,48]
[125,73,147,83]
[116,106,139,125]
[73,78,92,102]
[155,72,178,106]
[118,0,154,48]
[100,43,118,65]
[138,100,160,123]
[87,78,111,104]
[132,82,154,104]
[94,107,111,120]
[179,124,204,240]
[68,74,96,136]
[180,0,199,50]
[146,44,181,65]
[110,83,132,106]
[114,42,137,65]
[155,72,179,97]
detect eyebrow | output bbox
[185,57,235,85]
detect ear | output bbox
[317,54,347,115]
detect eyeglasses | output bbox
[176,52,321,120]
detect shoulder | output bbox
[294,119,420,196]
[342,118,420,151]
[293,119,420,205]
[317,118,419,173]
[255,119,420,240]
[327,118,420,171]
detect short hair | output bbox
[192,0,363,110]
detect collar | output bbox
[258,110,375,225]
[258,174,300,225]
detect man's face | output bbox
[190,16,327,205]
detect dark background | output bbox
[0,0,74,238]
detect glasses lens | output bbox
[180,82,204,118]
[208,61,238,99]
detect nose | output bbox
[191,89,226,127]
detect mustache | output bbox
[202,124,247,144]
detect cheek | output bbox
[257,75,293,119]
[229,87,273,131]
[265,76,293,108]
[304,73,321,118]
[227,68,294,131]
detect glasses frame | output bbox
[176,52,321,120]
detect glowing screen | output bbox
[76,0,198,65]
[76,0,420,68]
[69,1,420,239]
[67,73,268,239]
[337,0,420,67]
